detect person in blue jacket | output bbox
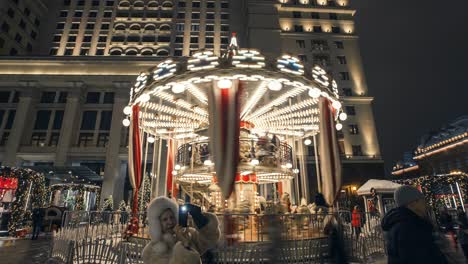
[381,185,448,264]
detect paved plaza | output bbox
[0,236,52,264]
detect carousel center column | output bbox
[101,85,128,205]
[55,82,84,166]
[4,83,38,167]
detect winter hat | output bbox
[147,196,179,241]
[394,185,424,207]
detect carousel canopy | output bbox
[357,179,402,195]
[123,38,345,140]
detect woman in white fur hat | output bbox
[142,196,220,264]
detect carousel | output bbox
[123,35,345,221]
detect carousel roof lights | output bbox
[174,164,181,170]
[267,80,283,91]
[332,100,342,110]
[187,84,208,105]
[187,51,219,71]
[251,159,260,166]
[171,83,186,94]
[336,123,343,131]
[308,87,322,98]
[232,49,266,69]
[122,118,130,127]
[240,81,268,119]
[153,60,177,81]
[277,55,305,76]
[123,106,132,115]
[217,79,233,89]
[139,93,151,103]
[285,163,293,169]
[293,168,300,174]
[339,112,348,121]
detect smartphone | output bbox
[179,205,189,227]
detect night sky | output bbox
[353,1,468,174]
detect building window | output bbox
[313,26,322,33]
[60,11,68,17]
[10,48,18,56]
[58,92,68,103]
[101,23,109,29]
[52,110,64,129]
[334,41,344,49]
[1,22,10,33]
[221,2,229,8]
[49,48,58,55]
[49,133,60,146]
[78,133,94,147]
[82,35,92,42]
[64,49,73,55]
[86,92,100,104]
[206,24,214,31]
[103,92,114,104]
[14,33,22,43]
[349,124,359,135]
[97,133,110,147]
[345,106,356,115]
[311,12,319,19]
[75,11,83,17]
[342,88,352,96]
[298,54,307,62]
[221,25,229,31]
[176,24,184,31]
[7,8,15,18]
[352,145,363,156]
[104,11,112,18]
[339,72,350,81]
[294,25,304,32]
[64,0,71,5]
[106,1,114,6]
[99,111,112,130]
[191,24,200,31]
[40,92,56,103]
[96,49,104,55]
[80,111,97,130]
[192,13,200,19]
[178,1,186,7]
[293,11,301,18]
[221,13,229,20]
[192,1,200,7]
[86,24,95,30]
[57,23,65,29]
[205,37,214,44]
[190,37,198,43]
[71,23,80,29]
[19,20,26,29]
[174,49,182,56]
[177,12,185,18]
[207,2,215,8]
[34,110,51,130]
[4,110,15,129]
[89,11,98,18]
[31,132,47,147]
[337,56,347,64]
[80,49,89,55]
[68,35,76,42]
[331,26,340,33]
[0,92,10,103]
[92,0,100,6]
[329,13,338,20]
[296,40,305,48]
[206,13,215,19]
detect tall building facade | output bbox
[0,0,382,204]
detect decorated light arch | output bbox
[123,35,346,215]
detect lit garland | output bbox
[50,184,100,211]
[138,173,152,212]
[3,167,47,236]
[394,173,468,220]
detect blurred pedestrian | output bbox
[381,185,448,264]
[351,205,362,239]
[31,208,44,240]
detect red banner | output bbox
[0,177,18,189]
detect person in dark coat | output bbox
[31,208,44,240]
[381,186,448,264]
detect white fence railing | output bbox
[50,211,386,263]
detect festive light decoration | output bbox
[3,167,47,236]
[336,123,343,131]
[267,80,283,91]
[217,79,233,89]
[304,138,312,145]
[332,100,342,110]
[339,112,348,121]
[122,118,131,127]
[147,136,155,143]
[153,60,177,81]
[171,83,186,94]
[187,51,219,71]
[232,49,266,69]
[276,55,305,75]
[312,65,330,87]
[123,106,132,115]
[251,159,260,166]
[415,132,467,156]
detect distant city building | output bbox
[0,0,382,203]
[392,116,468,178]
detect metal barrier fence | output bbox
[50,211,386,263]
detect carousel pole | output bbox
[140,132,150,210]
[313,134,322,193]
[456,182,465,211]
[155,138,162,197]
[151,136,159,199]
